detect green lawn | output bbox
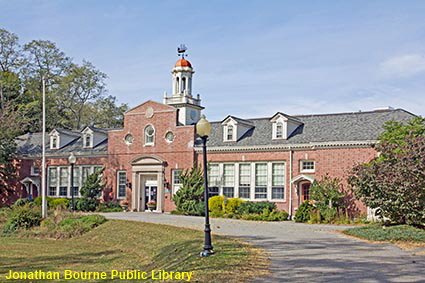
[343,224,425,242]
[0,220,269,282]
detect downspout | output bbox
[289,148,293,219]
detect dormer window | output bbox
[227,125,234,141]
[83,133,93,148]
[276,122,283,139]
[50,135,59,149]
[144,125,155,146]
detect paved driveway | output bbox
[102,212,425,283]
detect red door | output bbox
[302,183,310,201]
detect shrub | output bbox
[225,198,244,214]
[50,198,70,209]
[209,195,225,215]
[96,202,123,212]
[77,168,104,212]
[294,201,314,223]
[13,198,31,207]
[2,204,42,234]
[321,207,337,223]
[239,201,276,215]
[75,198,98,212]
[172,167,204,216]
[33,196,54,207]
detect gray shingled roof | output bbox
[16,132,108,157]
[201,109,416,147]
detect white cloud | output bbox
[380,54,425,78]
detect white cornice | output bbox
[194,140,377,153]
[18,152,108,160]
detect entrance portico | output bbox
[131,155,165,212]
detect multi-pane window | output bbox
[301,160,315,172]
[84,135,91,147]
[117,171,127,198]
[59,167,68,197]
[272,163,285,199]
[145,125,155,145]
[48,167,57,196]
[239,164,251,199]
[71,167,80,196]
[255,163,268,199]
[51,136,58,149]
[208,164,220,198]
[172,169,183,194]
[276,122,283,139]
[226,125,234,141]
[223,164,235,198]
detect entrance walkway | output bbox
[102,212,425,283]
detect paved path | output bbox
[102,212,425,283]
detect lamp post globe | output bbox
[196,115,214,257]
[68,153,76,211]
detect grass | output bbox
[343,224,425,242]
[0,220,269,282]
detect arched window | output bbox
[276,122,283,139]
[144,125,155,145]
[182,77,186,92]
[175,77,180,93]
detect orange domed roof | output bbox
[175,58,192,68]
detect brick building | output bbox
[7,56,415,216]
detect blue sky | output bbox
[2,0,425,120]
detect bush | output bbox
[294,201,314,223]
[239,201,276,215]
[225,198,244,214]
[33,196,54,207]
[50,198,70,209]
[209,196,225,215]
[75,198,99,212]
[344,224,425,242]
[96,202,123,212]
[321,207,337,223]
[13,198,31,207]
[2,204,42,235]
[172,167,204,216]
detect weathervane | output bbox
[177,44,188,59]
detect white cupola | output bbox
[164,47,204,126]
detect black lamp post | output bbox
[68,153,76,211]
[196,115,214,257]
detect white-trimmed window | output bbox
[144,125,155,146]
[172,169,183,194]
[48,167,57,196]
[83,133,93,148]
[239,164,251,199]
[208,164,220,197]
[31,166,40,176]
[117,171,127,198]
[59,167,69,197]
[71,166,80,197]
[50,135,59,149]
[226,125,234,141]
[223,164,235,198]
[255,163,268,199]
[272,163,285,199]
[276,122,284,139]
[300,160,315,173]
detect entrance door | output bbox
[144,180,158,210]
[301,183,311,201]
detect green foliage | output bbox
[77,168,104,212]
[225,198,244,214]
[379,116,425,147]
[172,167,205,216]
[320,207,338,223]
[209,195,225,215]
[50,198,70,209]
[310,175,345,210]
[241,209,289,221]
[238,201,276,215]
[13,198,30,207]
[33,196,54,207]
[344,224,425,242]
[2,204,42,235]
[349,134,425,227]
[294,201,314,223]
[96,201,123,212]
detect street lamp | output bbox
[68,153,76,211]
[196,115,214,257]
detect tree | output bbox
[310,175,345,209]
[76,168,104,211]
[83,95,128,128]
[349,117,425,227]
[172,167,205,216]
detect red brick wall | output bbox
[106,101,195,210]
[197,146,377,216]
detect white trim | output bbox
[300,160,315,173]
[144,124,155,146]
[117,170,127,199]
[195,140,377,153]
